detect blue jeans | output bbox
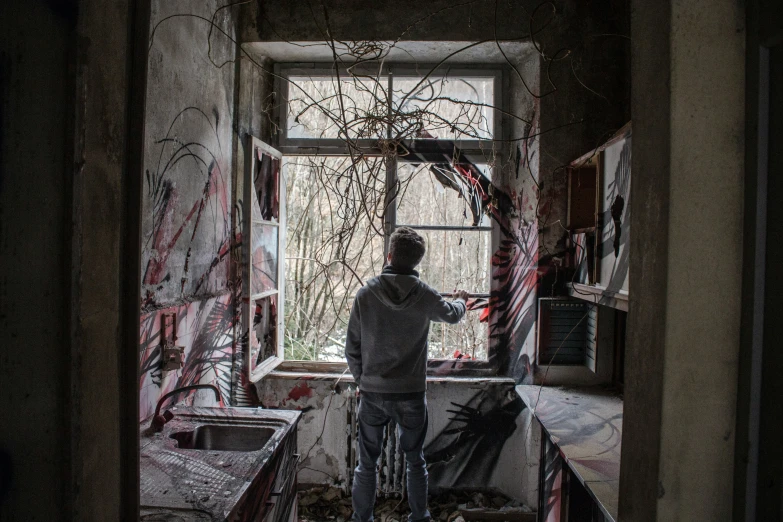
[352,392,430,522]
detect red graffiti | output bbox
[287,382,314,402]
[144,160,227,286]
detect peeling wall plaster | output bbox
[260,378,540,507]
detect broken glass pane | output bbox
[250,295,278,369]
[253,152,279,223]
[396,162,492,227]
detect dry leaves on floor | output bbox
[297,487,533,522]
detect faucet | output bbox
[147,384,222,434]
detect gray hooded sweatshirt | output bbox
[344,266,467,394]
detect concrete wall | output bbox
[1,0,138,519]
[620,0,745,519]
[657,0,744,518]
[0,3,73,518]
[138,0,246,419]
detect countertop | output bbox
[516,385,622,521]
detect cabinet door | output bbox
[263,430,299,522]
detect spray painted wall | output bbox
[139,0,244,419]
[259,377,540,506]
[540,437,565,522]
[235,0,629,504]
[569,127,631,314]
[597,132,631,294]
[239,0,629,386]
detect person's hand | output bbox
[454,289,469,301]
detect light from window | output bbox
[283,156,386,361]
[283,156,491,361]
[284,72,496,142]
[286,75,385,140]
[396,161,491,359]
[392,76,495,140]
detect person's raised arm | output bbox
[344,299,362,387]
[431,289,468,324]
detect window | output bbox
[276,64,503,364]
[277,65,501,150]
[244,137,286,381]
[392,75,496,140]
[394,161,492,359]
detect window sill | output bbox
[276,359,499,377]
[267,367,514,385]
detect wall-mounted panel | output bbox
[597,133,631,293]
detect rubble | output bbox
[297,487,533,522]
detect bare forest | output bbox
[281,72,496,361]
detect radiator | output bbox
[348,400,407,497]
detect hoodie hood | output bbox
[366,265,427,310]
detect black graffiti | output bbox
[424,390,525,487]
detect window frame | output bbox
[274,63,506,371]
[275,63,503,154]
[245,136,287,383]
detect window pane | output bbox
[253,152,279,222]
[429,311,487,360]
[251,223,278,295]
[283,156,386,361]
[286,75,385,140]
[415,229,491,294]
[393,75,494,140]
[396,162,492,227]
[250,295,278,371]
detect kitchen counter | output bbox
[140,406,300,521]
[516,385,622,521]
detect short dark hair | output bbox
[389,227,426,271]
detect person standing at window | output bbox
[345,226,468,522]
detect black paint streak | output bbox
[424,390,525,488]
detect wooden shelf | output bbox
[567,283,629,312]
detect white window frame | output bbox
[274,64,506,368]
[275,63,503,154]
[245,136,287,382]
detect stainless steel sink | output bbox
[141,407,301,518]
[169,424,275,452]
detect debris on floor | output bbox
[298,486,534,522]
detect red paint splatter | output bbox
[287,382,313,401]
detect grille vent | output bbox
[537,298,593,366]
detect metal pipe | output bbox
[148,384,222,433]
